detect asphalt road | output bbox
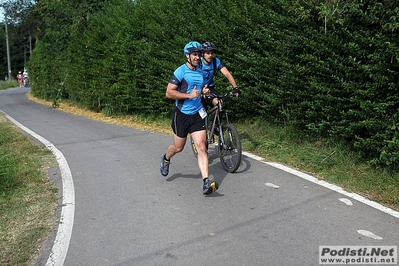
[1,87,398,266]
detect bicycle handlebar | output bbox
[206,91,236,114]
[209,91,235,99]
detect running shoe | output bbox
[160,153,170,176]
[203,179,218,195]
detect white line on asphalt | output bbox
[2,112,74,266]
[243,151,399,219]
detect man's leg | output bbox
[190,130,208,179]
[160,134,187,177]
[165,134,187,160]
[191,130,218,195]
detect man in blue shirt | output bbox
[160,41,218,195]
[200,41,240,108]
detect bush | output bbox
[28,0,399,171]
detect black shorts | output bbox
[171,107,206,138]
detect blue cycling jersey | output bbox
[200,57,225,87]
[168,64,204,115]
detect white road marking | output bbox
[2,112,74,266]
[339,198,354,206]
[357,230,383,240]
[265,182,280,189]
[242,151,399,219]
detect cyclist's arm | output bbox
[220,67,238,89]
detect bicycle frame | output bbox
[205,92,231,144]
[191,91,242,173]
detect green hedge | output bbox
[28,0,399,170]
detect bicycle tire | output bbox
[190,136,198,158]
[218,123,241,173]
[190,135,209,159]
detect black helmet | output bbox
[202,42,217,52]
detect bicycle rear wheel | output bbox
[190,136,198,158]
[218,123,241,173]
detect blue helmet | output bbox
[183,41,203,55]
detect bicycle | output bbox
[190,91,242,173]
[23,77,29,87]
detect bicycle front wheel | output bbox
[218,123,241,173]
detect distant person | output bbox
[17,71,23,87]
[23,69,29,87]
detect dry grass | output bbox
[27,93,171,135]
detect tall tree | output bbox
[0,0,37,77]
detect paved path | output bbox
[1,87,398,266]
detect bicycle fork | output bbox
[219,111,235,151]
[216,111,229,149]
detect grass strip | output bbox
[0,80,19,91]
[0,114,58,265]
[237,119,399,211]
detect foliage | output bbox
[0,79,18,90]
[8,0,399,171]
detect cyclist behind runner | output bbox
[159,41,218,195]
[200,41,240,109]
[23,68,29,87]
